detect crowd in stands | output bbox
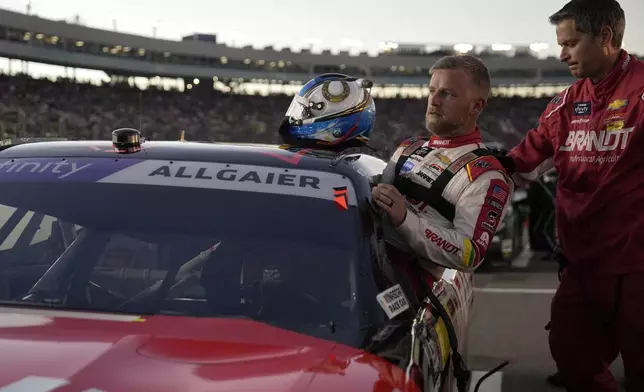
[0,74,552,157]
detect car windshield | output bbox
[0,156,364,343]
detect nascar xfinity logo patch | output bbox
[573,102,591,116]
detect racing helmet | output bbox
[278,73,376,148]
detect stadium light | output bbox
[378,42,399,53]
[491,43,513,51]
[529,42,549,52]
[453,44,473,54]
[193,78,199,85]
[341,39,364,48]
[225,31,243,47]
[303,37,322,49]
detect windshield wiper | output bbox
[20,288,64,304]
[0,298,64,309]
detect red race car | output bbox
[0,132,502,392]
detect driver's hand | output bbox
[371,184,407,227]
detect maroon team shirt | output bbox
[509,50,644,275]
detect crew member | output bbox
[507,1,644,390]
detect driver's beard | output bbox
[425,117,463,137]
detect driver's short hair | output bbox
[549,0,626,49]
[429,55,491,101]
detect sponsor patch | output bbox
[550,95,562,104]
[473,160,490,168]
[476,231,490,248]
[571,118,590,124]
[97,160,357,205]
[376,284,410,319]
[465,156,505,182]
[423,163,443,176]
[437,153,451,164]
[607,99,628,111]
[425,229,460,255]
[447,152,478,174]
[606,120,625,131]
[414,147,432,158]
[430,139,450,147]
[401,139,428,158]
[486,197,504,210]
[604,114,625,122]
[573,102,591,116]
[400,160,415,174]
[399,137,417,148]
[416,170,434,184]
[471,179,509,257]
[481,209,500,232]
[491,183,509,204]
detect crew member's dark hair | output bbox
[430,55,491,100]
[549,0,626,48]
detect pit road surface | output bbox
[466,250,625,392]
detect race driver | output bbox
[372,55,515,287]
[506,1,644,390]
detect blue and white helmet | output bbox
[278,73,376,148]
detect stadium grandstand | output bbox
[0,7,607,156]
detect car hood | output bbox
[0,307,413,392]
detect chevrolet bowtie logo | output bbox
[607,99,628,111]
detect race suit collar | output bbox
[588,49,632,99]
[428,127,482,148]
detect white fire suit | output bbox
[382,128,514,276]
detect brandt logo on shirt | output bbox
[560,128,634,152]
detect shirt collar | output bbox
[588,50,633,98]
[428,127,482,148]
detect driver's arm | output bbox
[395,167,514,272]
